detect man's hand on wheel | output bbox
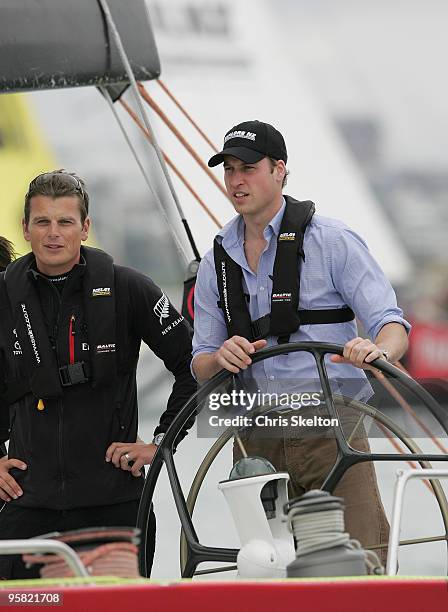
[105,441,158,477]
[215,336,267,374]
[330,337,386,370]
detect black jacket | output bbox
[0,249,196,509]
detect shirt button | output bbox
[259,286,265,291]
[269,375,275,381]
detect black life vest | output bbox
[213,195,355,344]
[2,246,117,403]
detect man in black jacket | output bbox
[0,171,196,578]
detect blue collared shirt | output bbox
[192,199,410,395]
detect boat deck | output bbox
[1,576,447,611]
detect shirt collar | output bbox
[218,196,286,250]
[265,197,286,239]
[28,253,86,282]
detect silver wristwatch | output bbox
[152,433,165,446]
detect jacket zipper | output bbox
[45,281,66,500]
[43,279,67,503]
[59,313,75,503]
[58,398,66,501]
[69,314,75,364]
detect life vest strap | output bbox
[251,306,355,341]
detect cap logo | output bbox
[224,130,256,144]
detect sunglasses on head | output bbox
[31,172,86,204]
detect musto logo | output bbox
[21,304,40,364]
[221,261,231,323]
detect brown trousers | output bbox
[233,409,390,565]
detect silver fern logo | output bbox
[153,293,170,325]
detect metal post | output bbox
[0,539,89,577]
[387,468,448,575]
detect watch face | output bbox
[153,434,165,446]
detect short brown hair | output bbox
[268,157,289,188]
[24,170,89,226]
[0,236,15,271]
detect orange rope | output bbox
[157,79,219,152]
[119,99,222,229]
[23,528,141,579]
[137,81,231,202]
[391,360,411,376]
[24,542,139,578]
[375,421,434,494]
[370,361,448,496]
[372,367,448,455]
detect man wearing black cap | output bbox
[192,120,410,565]
[208,120,288,168]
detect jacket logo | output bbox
[153,293,170,325]
[20,303,40,364]
[221,261,231,323]
[272,292,292,302]
[49,275,68,283]
[92,287,111,297]
[162,315,185,336]
[279,232,296,241]
[12,328,22,356]
[96,343,115,353]
[224,130,256,143]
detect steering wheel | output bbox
[137,342,448,578]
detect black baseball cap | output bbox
[208,120,287,167]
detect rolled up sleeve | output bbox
[330,227,411,340]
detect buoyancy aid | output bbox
[1,246,117,404]
[213,196,355,344]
